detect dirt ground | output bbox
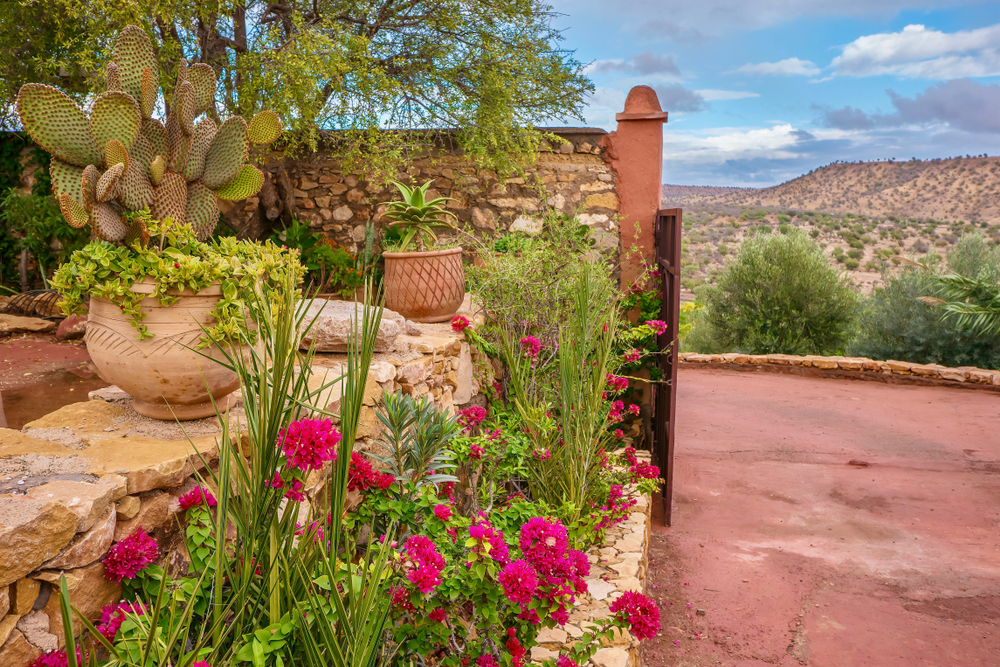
[641,367,1000,667]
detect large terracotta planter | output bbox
[85,278,241,420]
[383,247,465,322]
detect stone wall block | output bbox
[0,497,78,587]
[26,479,116,533]
[41,508,115,570]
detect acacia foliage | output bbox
[0,0,592,176]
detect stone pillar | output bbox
[601,86,669,289]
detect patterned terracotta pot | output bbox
[383,247,465,322]
[85,278,241,420]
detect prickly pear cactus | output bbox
[16,25,281,244]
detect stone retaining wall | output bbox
[228,128,620,257]
[0,322,482,665]
[680,352,1000,390]
[532,452,653,667]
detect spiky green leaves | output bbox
[202,117,248,189]
[91,92,141,164]
[17,84,101,167]
[183,118,217,181]
[187,64,216,116]
[248,111,282,145]
[152,172,187,224]
[96,163,124,202]
[50,159,85,205]
[149,155,165,186]
[214,164,264,201]
[112,25,157,105]
[58,193,89,228]
[187,182,219,241]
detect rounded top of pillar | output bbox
[617,86,669,121]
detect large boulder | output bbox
[299,300,404,352]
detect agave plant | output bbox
[16,25,281,245]
[382,180,458,252]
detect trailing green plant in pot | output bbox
[381,180,465,322]
[18,25,295,420]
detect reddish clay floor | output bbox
[641,367,1000,667]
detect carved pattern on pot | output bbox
[383,247,465,323]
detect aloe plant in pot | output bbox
[381,180,465,322]
[17,25,296,420]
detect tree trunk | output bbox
[236,164,292,240]
[19,248,29,292]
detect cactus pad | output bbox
[202,117,248,189]
[50,159,85,205]
[187,182,220,241]
[17,84,101,167]
[103,138,129,170]
[182,117,217,181]
[176,80,196,136]
[140,117,168,160]
[112,25,158,105]
[152,171,188,224]
[140,67,157,119]
[96,162,124,202]
[121,154,154,210]
[187,64,216,116]
[81,165,100,212]
[149,155,165,186]
[58,193,90,228]
[130,133,154,172]
[90,91,141,159]
[106,63,122,92]
[213,164,264,201]
[92,201,128,242]
[124,217,150,248]
[248,110,282,145]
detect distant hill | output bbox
[663,157,1000,224]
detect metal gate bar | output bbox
[653,208,682,525]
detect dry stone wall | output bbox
[229,129,620,256]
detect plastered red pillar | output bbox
[601,86,669,290]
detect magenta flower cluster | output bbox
[404,535,446,593]
[451,315,470,332]
[645,319,668,336]
[605,374,628,393]
[103,528,158,582]
[96,601,146,641]
[348,452,395,492]
[278,417,340,472]
[624,349,642,364]
[433,504,453,522]
[178,486,216,511]
[610,590,661,640]
[458,405,487,431]
[269,471,306,502]
[468,519,510,566]
[519,335,542,360]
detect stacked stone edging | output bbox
[531,451,653,667]
[680,352,1000,390]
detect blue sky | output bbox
[548,0,1000,186]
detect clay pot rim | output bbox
[128,276,223,297]
[382,247,463,259]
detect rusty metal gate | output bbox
[652,208,682,525]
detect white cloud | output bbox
[696,89,760,101]
[585,51,681,76]
[832,23,1000,78]
[733,58,821,76]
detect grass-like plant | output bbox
[381,180,457,252]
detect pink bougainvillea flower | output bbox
[96,601,146,641]
[458,405,487,432]
[390,585,415,611]
[610,590,661,640]
[605,374,628,392]
[429,608,448,623]
[451,315,470,332]
[348,452,380,492]
[645,319,668,336]
[613,428,624,440]
[283,478,306,502]
[519,335,542,360]
[506,634,527,667]
[630,461,661,480]
[622,447,638,465]
[624,349,642,364]
[468,520,510,565]
[191,662,212,667]
[104,528,158,582]
[403,535,445,594]
[499,559,538,605]
[477,656,500,667]
[376,472,396,490]
[469,444,484,460]
[178,486,216,511]
[628,403,640,416]
[518,517,569,572]
[556,656,579,667]
[433,504,452,522]
[277,418,340,473]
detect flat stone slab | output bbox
[298,299,405,352]
[0,314,56,334]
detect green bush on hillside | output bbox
[688,231,858,355]
[850,234,1000,369]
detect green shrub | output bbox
[698,231,858,354]
[847,249,863,259]
[844,259,860,269]
[850,234,1000,369]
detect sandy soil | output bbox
[642,367,1000,667]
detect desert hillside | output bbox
[664,157,1000,224]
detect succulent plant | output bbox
[16,25,282,244]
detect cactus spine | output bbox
[16,25,280,244]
